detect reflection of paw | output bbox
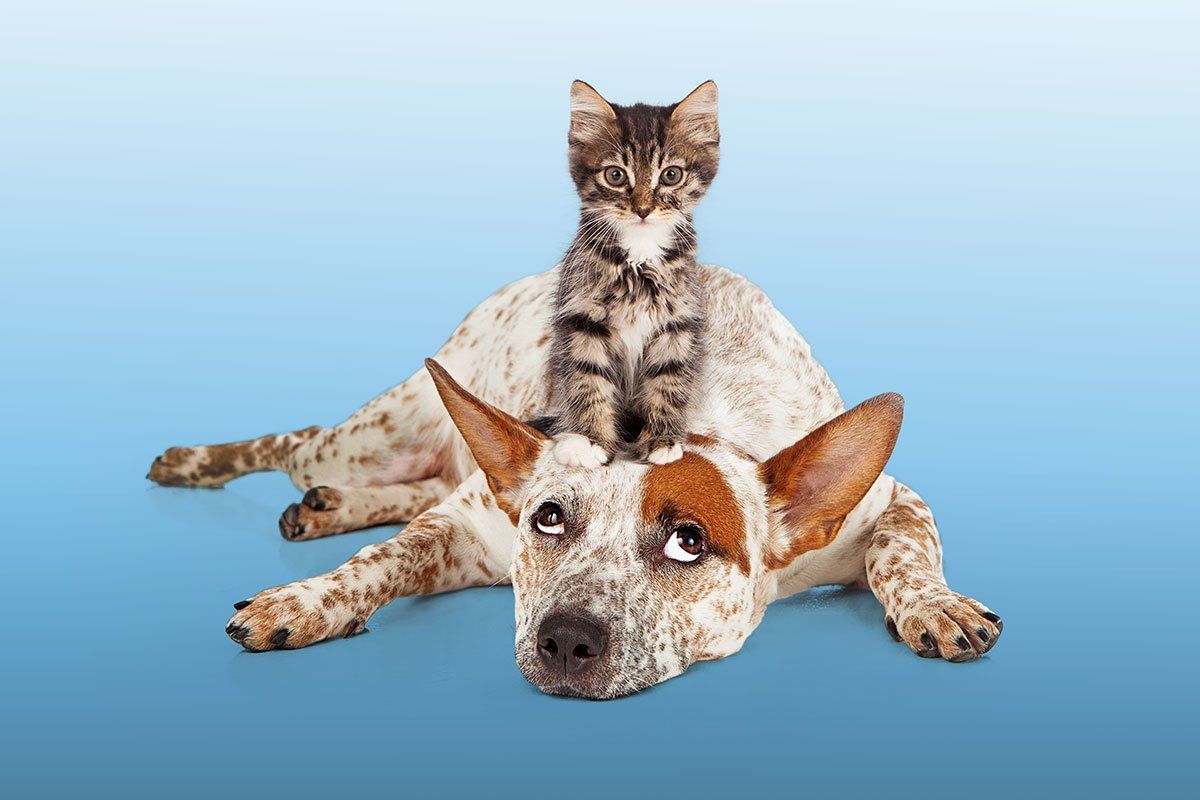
[225,578,368,652]
[634,436,684,465]
[886,591,1002,662]
[552,434,609,468]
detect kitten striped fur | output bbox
[546,81,720,464]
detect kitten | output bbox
[542,80,719,467]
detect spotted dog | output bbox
[150,266,1002,698]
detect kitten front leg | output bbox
[550,310,622,467]
[632,316,702,464]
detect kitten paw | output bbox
[646,442,684,464]
[634,437,685,465]
[552,434,609,468]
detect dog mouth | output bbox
[517,654,644,700]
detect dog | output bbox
[150,265,1001,698]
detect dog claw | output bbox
[916,631,939,658]
[341,618,367,638]
[233,600,251,611]
[270,629,290,648]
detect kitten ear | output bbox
[671,80,719,145]
[425,359,549,521]
[569,80,617,145]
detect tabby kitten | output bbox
[544,80,719,467]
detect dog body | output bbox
[152,265,1001,697]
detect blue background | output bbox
[3,2,1197,797]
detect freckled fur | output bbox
[547,82,718,460]
[154,263,1000,697]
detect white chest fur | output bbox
[616,216,676,267]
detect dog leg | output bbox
[276,477,455,541]
[865,481,1002,662]
[147,426,322,488]
[225,472,512,651]
[149,364,460,492]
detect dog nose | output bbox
[537,612,609,674]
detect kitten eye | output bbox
[602,166,628,187]
[660,166,684,186]
[532,502,566,536]
[663,524,705,562]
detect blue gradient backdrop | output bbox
[2,2,1197,797]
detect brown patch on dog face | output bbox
[641,451,749,576]
[759,393,904,569]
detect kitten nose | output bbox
[634,205,653,219]
[537,612,609,675]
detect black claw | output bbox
[225,623,237,634]
[977,627,990,642]
[233,600,252,611]
[955,635,971,650]
[228,626,249,643]
[270,628,290,648]
[982,611,1001,624]
[885,617,902,642]
[920,632,933,648]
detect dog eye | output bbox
[664,524,705,562]
[602,166,628,187]
[660,166,684,186]
[532,502,566,536]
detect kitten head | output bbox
[567,81,719,237]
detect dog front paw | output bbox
[552,434,609,468]
[633,436,684,465]
[885,591,1002,662]
[225,577,368,652]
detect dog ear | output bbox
[759,394,903,569]
[425,359,549,520]
[569,80,617,145]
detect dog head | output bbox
[426,360,902,699]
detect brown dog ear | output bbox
[759,394,904,569]
[425,359,549,519]
[569,80,617,145]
